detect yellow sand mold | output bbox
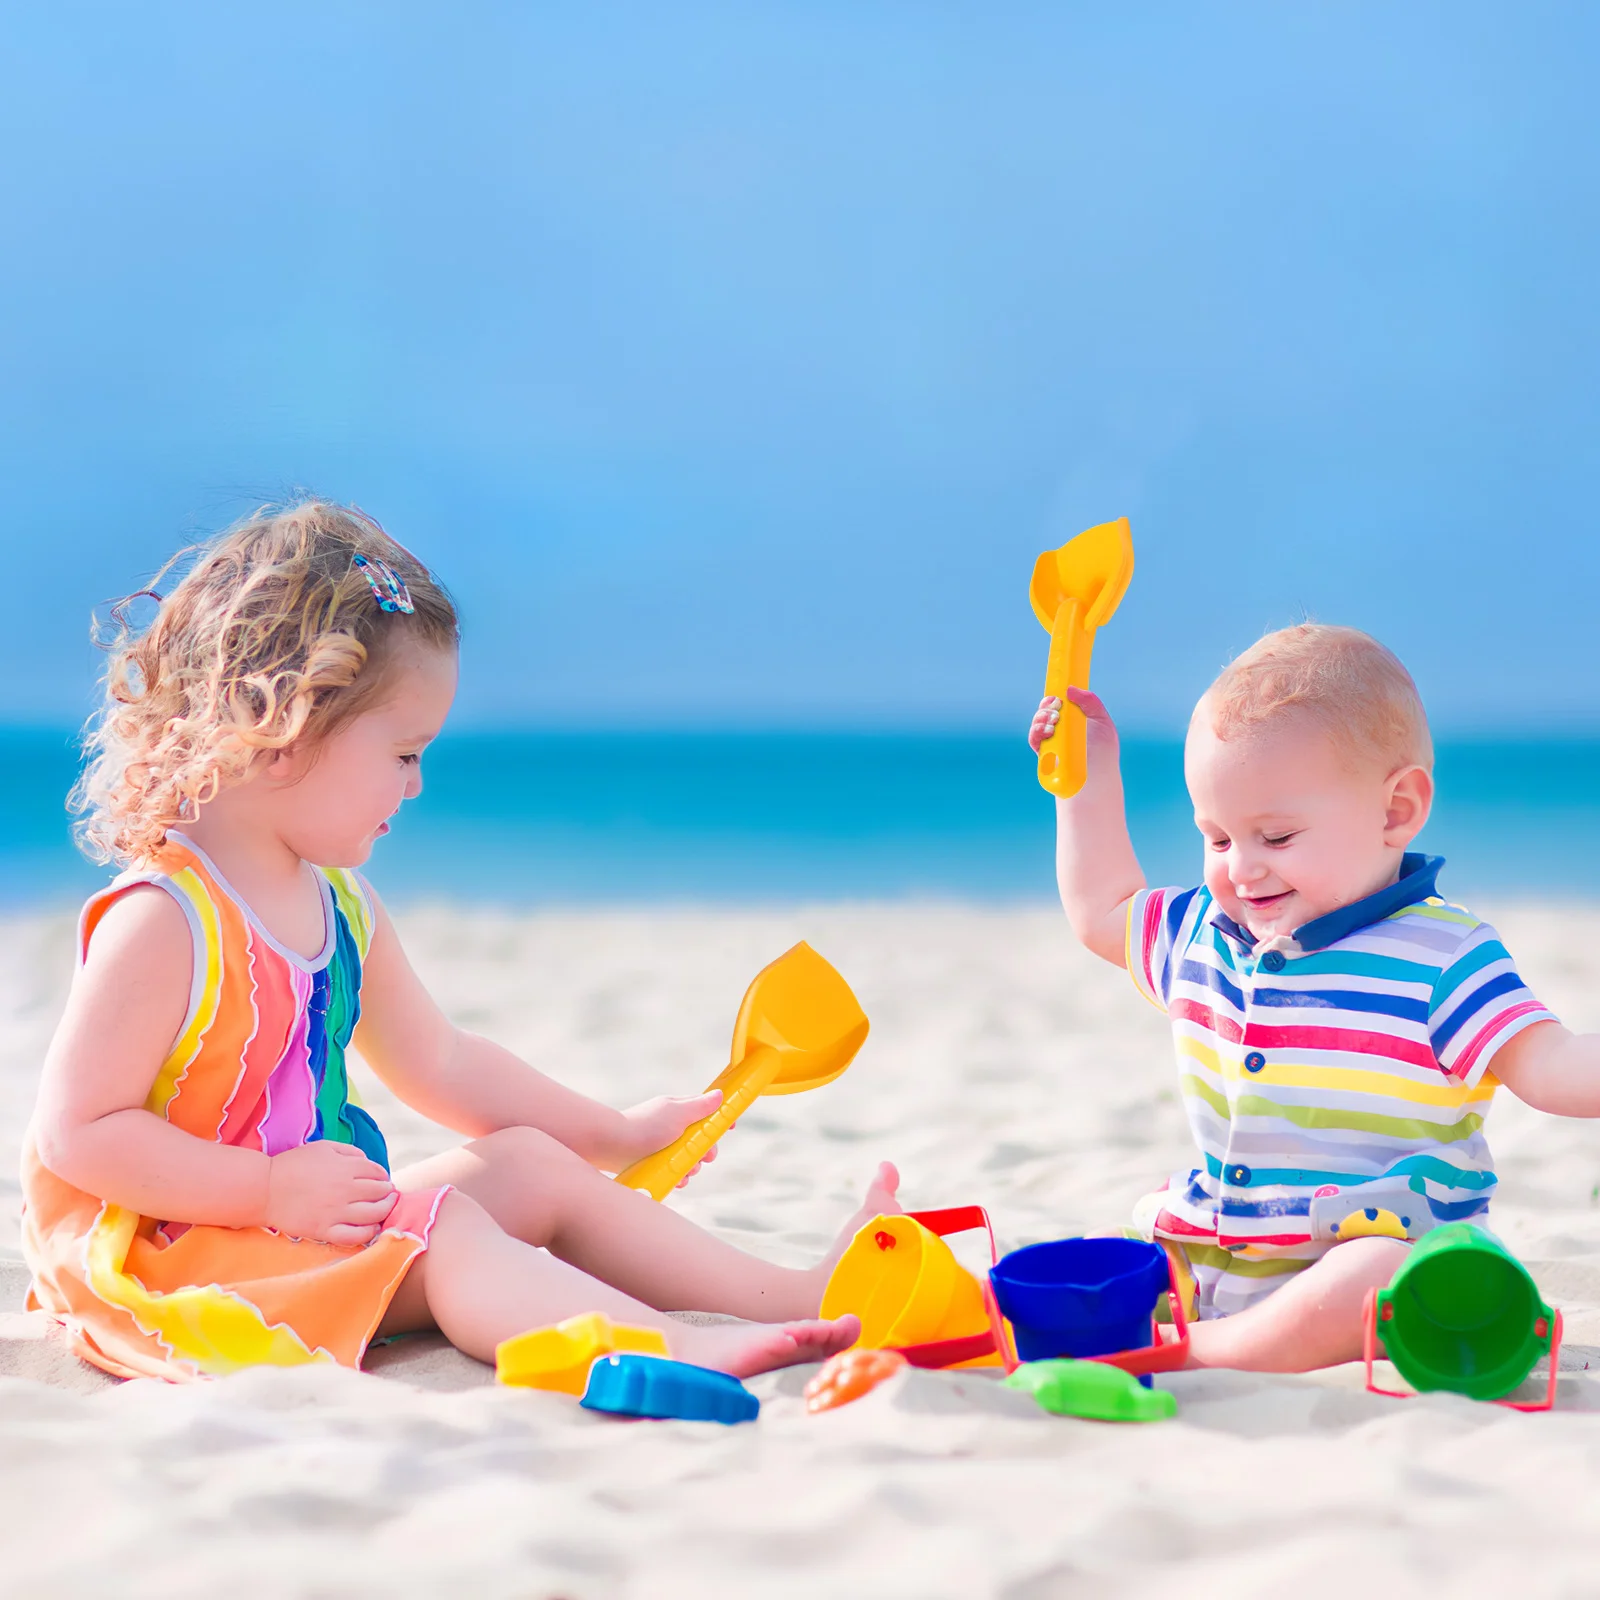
[495,1312,669,1395]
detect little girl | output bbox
[22,500,894,1382]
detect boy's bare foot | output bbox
[677,1315,862,1378]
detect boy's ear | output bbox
[1384,764,1433,845]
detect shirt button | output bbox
[1244,1051,1267,1073]
[1260,950,1287,973]
[1228,1164,1252,1185]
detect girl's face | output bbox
[264,642,459,868]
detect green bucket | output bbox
[1373,1223,1555,1401]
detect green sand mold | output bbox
[1004,1359,1177,1422]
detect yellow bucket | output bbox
[820,1213,1001,1366]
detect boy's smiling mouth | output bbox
[1239,889,1293,912]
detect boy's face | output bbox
[1184,702,1432,944]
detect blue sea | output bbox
[2,727,1598,909]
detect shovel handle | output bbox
[1036,598,1093,798]
[616,1044,784,1201]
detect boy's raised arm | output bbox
[1033,687,1147,967]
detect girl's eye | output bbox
[400,753,421,766]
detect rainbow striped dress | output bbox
[21,834,447,1381]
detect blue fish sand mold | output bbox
[580,1355,761,1423]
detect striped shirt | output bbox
[1126,853,1556,1316]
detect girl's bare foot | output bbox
[818,1161,902,1281]
[676,1314,862,1378]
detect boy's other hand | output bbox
[264,1141,398,1247]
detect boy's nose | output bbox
[1230,851,1269,887]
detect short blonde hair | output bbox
[74,500,459,866]
[1199,623,1433,773]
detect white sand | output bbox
[7,901,1600,1597]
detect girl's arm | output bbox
[33,886,396,1246]
[352,892,715,1172]
[1031,688,1147,967]
[1489,1021,1600,1116]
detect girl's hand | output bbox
[619,1090,729,1188]
[264,1141,398,1247]
[1028,688,1121,762]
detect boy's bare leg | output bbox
[1180,1236,1411,1372]
[376,1190,861,1376]
[394,1126,900,1323]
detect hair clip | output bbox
[108,588,165,633]
[352,553,414,614]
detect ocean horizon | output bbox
[2,726,1598,910]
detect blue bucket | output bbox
[990,1237,1169,1363]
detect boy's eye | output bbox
[1263,832,1296,848]
[1208,837,1231,852]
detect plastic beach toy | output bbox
[495,1312,669,1395]
[820,1208,1005,1369]
[1363,1223,1562,1410]
[1004,1359,1176,1422]
[616,942,870,1201]
[804,1347,908,1413]
[581,1354,760,1424]
[1030,517,1135,798]
[989,1237,1184,1370]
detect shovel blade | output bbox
[1030,517,1134,635]
[731,941,870,1093]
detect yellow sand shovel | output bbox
[615,941,870,1201]
[1030,516,1135,798]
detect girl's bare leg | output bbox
[1180,1236,1410,1372]
[377,1189,861,1377]
[394,1126,901,1322]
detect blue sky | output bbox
[2,3,1597,731]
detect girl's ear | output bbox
[1384,764,1434,846]
[261,743,305,785]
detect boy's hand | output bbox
[264,1141,398,1247]
[1029,688,1121,759]
[1028,696,1062,753]
[619,1090,729,1187]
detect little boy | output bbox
[1032,622,1600,1371]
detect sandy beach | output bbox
[7,899,1600,1597]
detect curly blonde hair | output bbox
[74,500,459,866]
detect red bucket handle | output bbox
[1361,1287,1562,1412]
[888,1206,1007,1370]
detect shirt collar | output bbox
[1212,852,1443,955]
